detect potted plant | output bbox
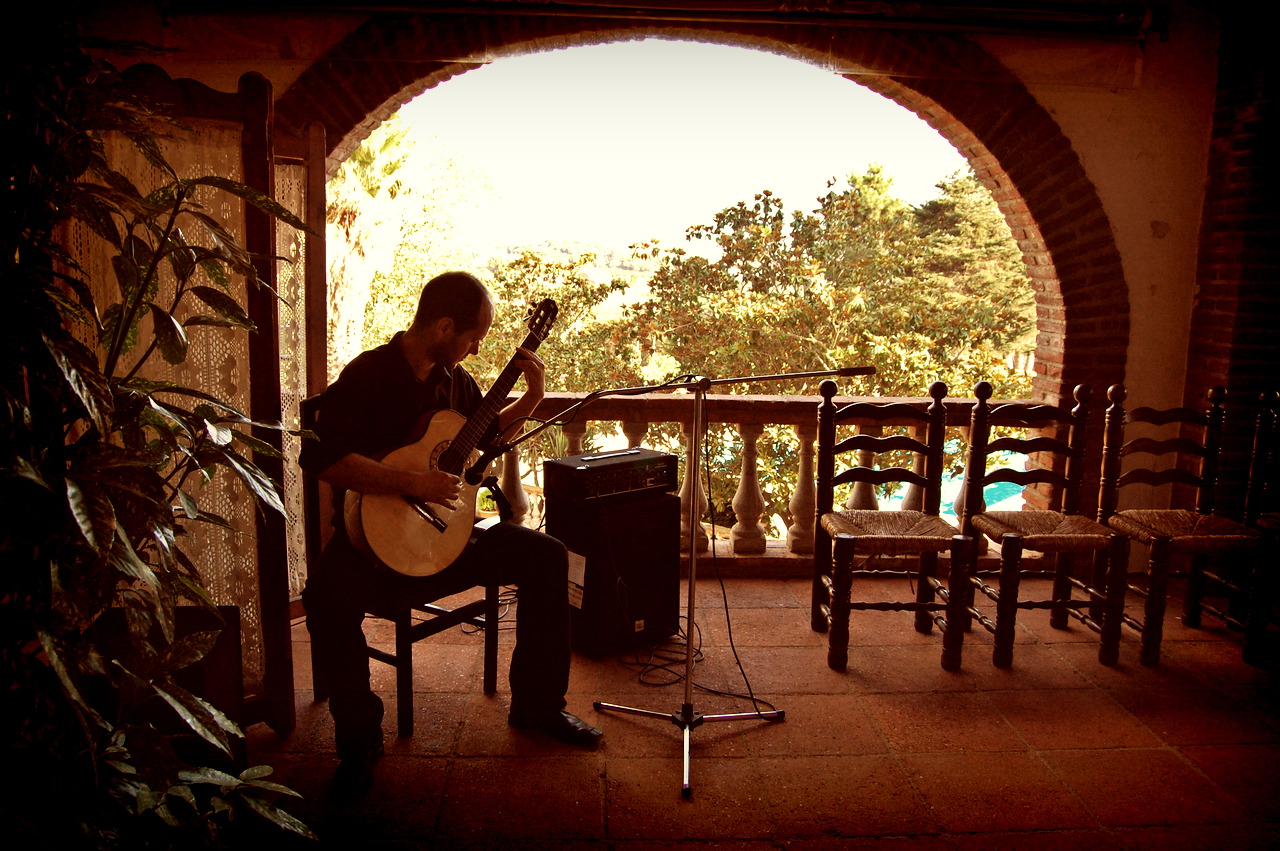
[3,19,315,847]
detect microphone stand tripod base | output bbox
[592,699,785,799]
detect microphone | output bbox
[835,366,877,377]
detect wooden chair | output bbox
[301,396,499,736]
[956,382,1128,667]
[1098,384,1263,666]
[1245,390,1280,535]
[810,379,974,672]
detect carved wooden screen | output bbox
[60,67,295,734]
[275,161,309,602]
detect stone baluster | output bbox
[731,422,768,554]
[561,420,587,456]
[788,420,817,554]
[679,420,709,553]
[847,424,882,509]
[622,419,649,449]
[499,450,529,525]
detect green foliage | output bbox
[3,26,314,847]
[468,251,638,477]
[478,167,1034,534]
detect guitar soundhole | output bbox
[430,440,452,471]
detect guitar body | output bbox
[343,409,483,576]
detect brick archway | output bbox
[276,13,1128,406]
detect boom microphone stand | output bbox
[590,365,876,798]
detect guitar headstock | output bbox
[526,298,558,342]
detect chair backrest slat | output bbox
[817,379,948,517]
[1098,384,1227,521]
[1121,436,1207,460]
[959,381,1093,533]
[835,433,931,456]
[833,466,928,490]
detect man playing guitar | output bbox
[301,271,603,799]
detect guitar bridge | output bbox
[402,496,448,533]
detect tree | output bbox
[608,166,1035,533]
[468,250,639,478]
[326,115,414,380]
[359,135,491,351]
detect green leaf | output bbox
[119,377,251,420]
[177,766,240,787]
[182,314,240,328]
[109,526,160,592]
[205,419,233,446]
[65,475,117,554]
[176,489,199,519]
[217,447,286,516]
[198,256,232,291]
[10,456,53,491]
[43,332,113,434]
[112,252,141,302]
[183,175,312,233]
[240,795,318,839]
[160,629,220,674]
[190,285,255,329]
[165,229,199,282]
[148,303,189,364]
[231,428,282,458]
[153,683,232,755]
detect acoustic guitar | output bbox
[344,298,558,576]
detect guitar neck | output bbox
[438,330,542,474]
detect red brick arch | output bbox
[275,13,1128,406]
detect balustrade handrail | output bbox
[528,391,1006,427]
[487,391,1030,562]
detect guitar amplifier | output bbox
[543,447,678,502]
[543,448,680,656]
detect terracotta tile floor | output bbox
[248,575,1280,849]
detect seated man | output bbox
[301,271,602,798]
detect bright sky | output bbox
[398,39,969,252]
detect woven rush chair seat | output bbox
[811,379,973,673]
[1107,509,1260,551]
[958,382,1127,668]
[1099,384,1267,667]
[821,510,958,554]
[973,511,1116,552]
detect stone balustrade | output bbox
[494,391,994,567]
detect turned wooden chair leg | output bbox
[915,551,938,634]
[1183,552,1207,629]
[993,534,1023,668]
[1140,539,1173,667]
[827,537,854,671]
[1098,535,1129,666]
[811,535,832,634]
[1049,551,1074,631]
[394,608,414,737]
[941,535,973,672]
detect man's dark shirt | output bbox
[300,332,496,511]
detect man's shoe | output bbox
[331,739,384,801]
[509,709,604,749]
